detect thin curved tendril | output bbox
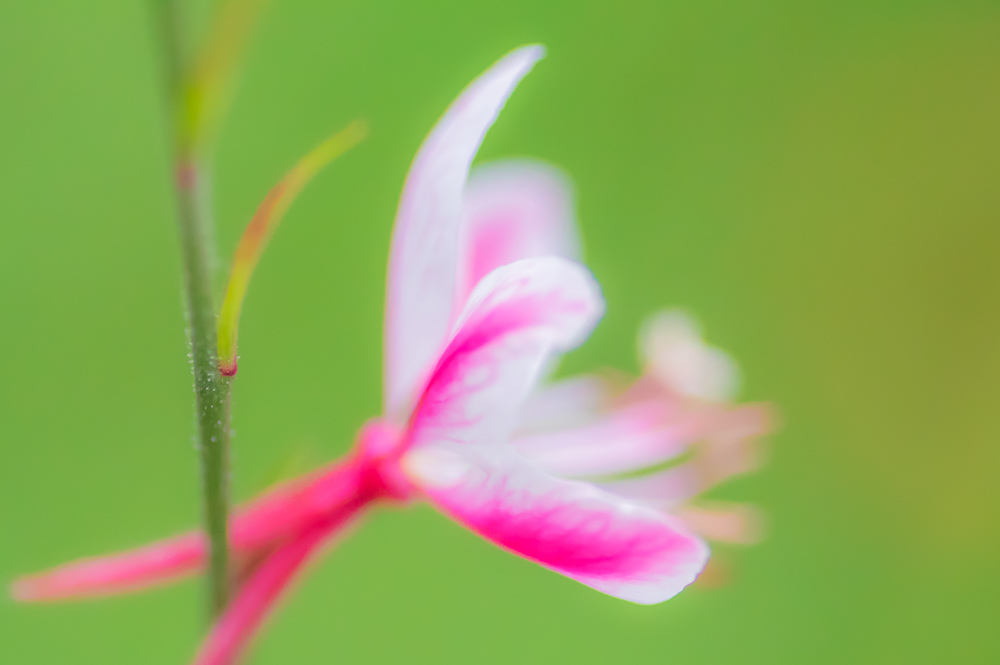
[217,120,368,375]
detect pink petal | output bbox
[12,456,377,601]
[11,533,205,602]
[228,454,380,550]
[191,519,343,665]
[456,159,580,306]
[405,446,708,604]
[384,45,545,420]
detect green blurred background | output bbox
[2,0,999,662]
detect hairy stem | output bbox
[153,0,233,618]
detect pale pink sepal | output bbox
[384,45,545,421]
[457,159,580,306]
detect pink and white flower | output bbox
[13,45,771,665]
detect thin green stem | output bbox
[176,159,233,618]
[153,0,232,618]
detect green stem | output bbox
[177,159,233,618]
[153,0,232,618]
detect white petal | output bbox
[384,46,545,420]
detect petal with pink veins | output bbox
[407,257,603,452]
[406,446,708,604]
[385,45,545,420]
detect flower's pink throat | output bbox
[354,418,413,503]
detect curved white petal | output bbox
[456,159,580,305]
[384,46,546,420]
